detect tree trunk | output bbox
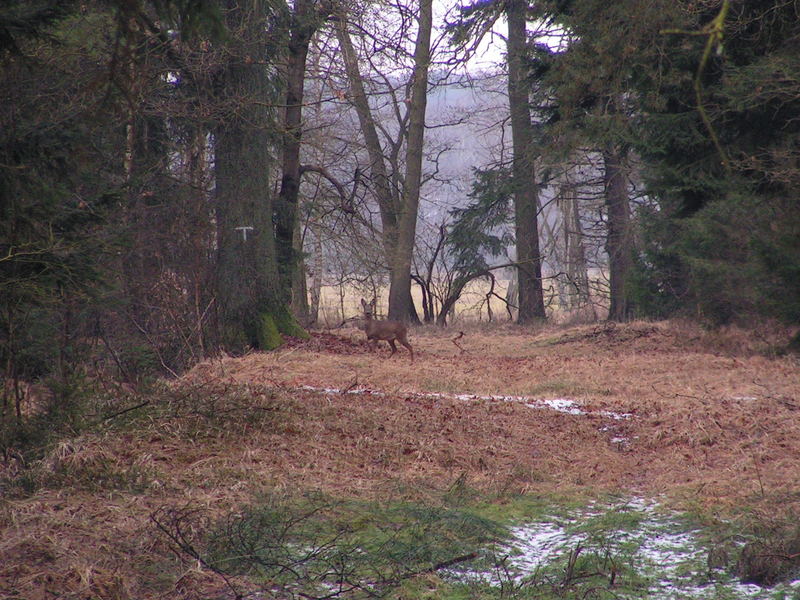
[603,144,634,321]
[274,0,320,303]
[215,0,305,351]
[387,0,432,323]
[308,231,323,325]
[561,183,592,309]
[506,0,546,323]
[335,3,427,324]
[334,15,398,254]
[436,276,471,326]
[215,122,284,350]
[290,215,310,325]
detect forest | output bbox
[2,1,800,598]
[2,0,799,388]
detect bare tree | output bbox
[332,0,433,324]
[386,0,432,322]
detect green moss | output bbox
[274,306,309,339]
[257,312,283,350]
[254,305,309,350]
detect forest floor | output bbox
[2,320,800,599]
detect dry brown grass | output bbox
[1,320,799,599]
[184,320,800,505]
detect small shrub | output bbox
[155,492,505,599]
[0,374,94,458]
[118,344,161,378]
[736,526,800,586]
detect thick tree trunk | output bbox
[215,119,284,349]
[506,0,546,324]
[603,145,634,321]
[387,0,432,323]
[215,0,305,351]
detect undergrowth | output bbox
[155,488,800,599]
[153,488,507,600]
[0,380,294,498]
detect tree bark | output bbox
[603,144,634,321]
[333,13,399,255]
[387,0,432,323]
[275,0,321,304]
[215,0,304,351]
[290,214,310,325]
[506,0,546,323]
[561,183,592,309]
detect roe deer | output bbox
[360,298,414,361]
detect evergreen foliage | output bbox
[535,0,800,327]
[631,0,800,325]
[447,167,515,274]
[0,3,119,385]
[0,0,303,445]
[157,492,504,599]
[434,168,517,323]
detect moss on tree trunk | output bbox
[213,0,308,354]
[257,306,309,351]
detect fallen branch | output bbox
[451,331,466,354]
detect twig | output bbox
[429,552,478,572]
[102,400,150,422]
[128,315,180,378]
[662,0,732,172]
[376,552,478,587]
[333,316,361,329]
[451,331,466,354]
[750,446,765,497]
[341,378,359,394]
[151,506,244,597]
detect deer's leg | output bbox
[388,339,398,356]
[400,338,414,362]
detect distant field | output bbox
[315,277,607,325]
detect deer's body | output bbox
[360,298,414,361]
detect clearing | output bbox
[1,320,799,599]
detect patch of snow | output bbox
[495,498,800,599]
[295,385,632,421]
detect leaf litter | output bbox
[2,320,799,599]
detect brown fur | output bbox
[360,298,414,361]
